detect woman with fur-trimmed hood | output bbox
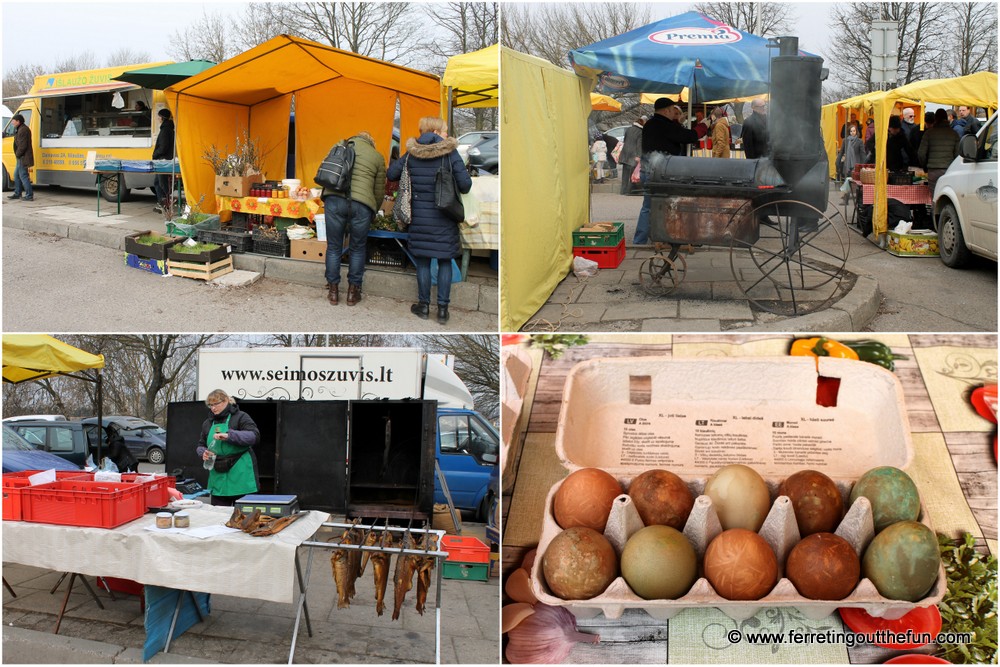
[387,117,472,325]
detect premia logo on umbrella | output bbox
[648,26,742,46]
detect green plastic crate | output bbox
[166,215,221,238]
[572,221,625,247]
[442,561,489,582]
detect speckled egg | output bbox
[704,464,772,532]
[620,525,698,599]
[849,466,920,532]
[779,470,844,536]
[552,468,623,532]
[786,533,860,600]
[704,528,778,601]
[862,520,940,601]
[627,469,695,530]
[542,527,618,600]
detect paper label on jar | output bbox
[580,402,881,476]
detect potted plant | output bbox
[165,195,221,238]
[125,231,183,261]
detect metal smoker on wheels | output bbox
[639,37,849,315]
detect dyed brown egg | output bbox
[552,468,623,532]
[704,528,778,601]
[849,466,921,532]
[704,464,772,532]
[786,533,860,600]
[779,470,844,536]
[627,469,695,530]
[862,520,940,601]
[542,527,618,600]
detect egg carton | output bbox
[529,475,946,622]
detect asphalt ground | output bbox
[521,180,997,333]
[1,186,498,333]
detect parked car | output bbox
[932,111,998,268]
[435,408,498,521]
[2,425,81,473]
[81,416,167,464]
[2,414,68,423]
[7,420,103,467]
[467,134,499,175]
[457,130,497,147]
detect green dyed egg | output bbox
[862,520,940,601]
[849,466,920,532]
[621,525,698,599]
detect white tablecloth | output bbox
[2,505,329,604]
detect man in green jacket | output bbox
[918,108,959,193]
[321,132,387,306]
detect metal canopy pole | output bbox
[290,522,448,664]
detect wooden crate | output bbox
[167,256,234,281]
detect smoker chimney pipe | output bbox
[775,36,799,56]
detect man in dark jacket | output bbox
[152,109,175,213]
[918,108,960,192]
[321,131,387,306]
[741,98,769,159]
[886,115,917,172]
[634,98,699,244]
[956,106,981,137]
[8,114,34,201]
[619,116,645,195]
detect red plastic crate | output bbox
[21,480,146,528]
[440,535,490,563]
[572,238,626,269]
[3,471,93,521]
[121,474,176,508]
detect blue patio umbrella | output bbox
[569,11,807,104]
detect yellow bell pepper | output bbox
[790,337,860,361]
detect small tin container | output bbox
[173,511,190,528]
[155,512,172,529]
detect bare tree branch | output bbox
[692,2,796,35]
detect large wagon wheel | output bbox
[639,244,687,296]
[729,200,850,316]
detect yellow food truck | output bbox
[2,62,171,201]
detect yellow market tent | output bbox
[501,47,592,331]
[837,72,997,237]
[3,334,105,385]
[164,35,441,214]
[591,93,621,111]
[822,90,885,179]
[442,44,499,109]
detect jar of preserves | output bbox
[155,512,172,529]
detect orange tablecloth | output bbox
[216,196,324,222]
[861,183,932,206]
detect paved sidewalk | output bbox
[2,522,499,664]
[1,188,498,318]
[522,182,996,332]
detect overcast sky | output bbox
[2,1,834,74]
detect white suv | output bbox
[932,112,998,267]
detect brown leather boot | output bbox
[347,284,362,306]
[327,284,339,305]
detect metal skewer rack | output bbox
[290,521,449,664]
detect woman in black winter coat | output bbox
[387,117,472,325]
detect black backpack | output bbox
[315,140,355,193]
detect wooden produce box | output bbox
[168,243,233,264]
[290,238,326,262]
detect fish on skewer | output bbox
[371,530,394,616]
[414,534,438,615]
[391,530,419,621]
[330,519,363,609]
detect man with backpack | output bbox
[318,131,386,306]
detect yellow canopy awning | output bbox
[591,93,621,111]
[639,91,767,106]
[3,335,105,384]
[442,44,499,109]
[164,35,441,213]
[829,72,997,236]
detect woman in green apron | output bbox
[199,389,261,506]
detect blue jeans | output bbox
[633,169,650,244]
[415,256,452,306]
[13,160,32,198]
[324,195,372,286]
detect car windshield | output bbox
[3,425,38,451]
